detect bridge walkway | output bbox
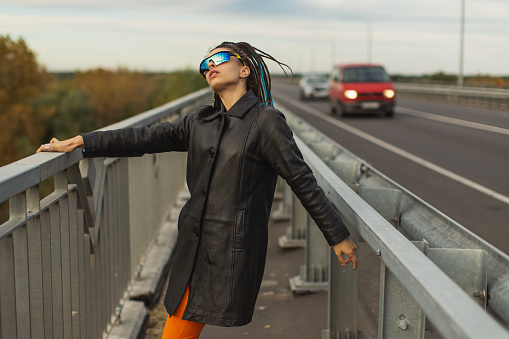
[143,199,381,339]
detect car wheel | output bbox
[329,100,337,115]
[337,103,345,117]
[385,110,394,118]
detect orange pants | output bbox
[161,286,205,339]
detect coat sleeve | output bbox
[81,113,193,158]
[258,106,350,246]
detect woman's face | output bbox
[203,48,248,93]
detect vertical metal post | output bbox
[367,20,373,63]
[378,241,428,339]
[40,207,54,338]
[0,234,17,339]
[272,180,291,223]
[279,192,307,248]
[378,241,488,338]
[458,0,465,86]
[289,215,329,292]
[49,202,64,339]
[26,185,44,337]
[323,226,359,339]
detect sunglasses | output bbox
[199,51,244,78]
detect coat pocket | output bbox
[234,208,246,250]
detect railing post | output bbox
[322,226,360,339]
[289,214,329,292]
[26,185,45,337]
[0,230,17,339]
[378,241,488,338]
[378,241,428,339]
[278,191,307,248]
[272,179,291,222]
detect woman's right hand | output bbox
[36,136,84,153]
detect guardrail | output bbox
[0,88,211,338]
[394,83,509,110]
[1,86,508,338]
[275,103,509,338]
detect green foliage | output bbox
[148,69,208,107]
[0,35,54,166]
[429,71,458,83]
[0,34,209,167]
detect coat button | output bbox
[193,228,199,236]
[201,187,207,196]
[209,148,215,158]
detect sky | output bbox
[1,0,508,76]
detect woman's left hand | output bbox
[333,238,358,270]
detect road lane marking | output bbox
[396,107,509,136]
[273,90,509,205]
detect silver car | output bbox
[299,74,329,100]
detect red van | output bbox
[329,63,395,117]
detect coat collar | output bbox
[195,90,259,121]
[225,90,259,118]
[194,105,219,121]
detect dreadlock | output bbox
[210,42,293,109]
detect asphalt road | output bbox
[272,81,509,256]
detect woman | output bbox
[37,41,357,338]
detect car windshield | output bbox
[306,77,328,84]
[342,67,389,83]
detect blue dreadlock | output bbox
[210,42,292,109]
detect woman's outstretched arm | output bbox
[36,136,84,153]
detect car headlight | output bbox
[304,85,314,94]
[344,90,357,99]
[383,89,395,99]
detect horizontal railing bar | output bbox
[0,163,40,205]
[96,87,211,131]
[0,218,26,240]
[0,88,212,205]
[394,83,509,99]
[0,187,76,240]
[294,135,509,339]
[0,151,83,205]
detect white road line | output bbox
[397,107,509,136]
[273,90,509,205]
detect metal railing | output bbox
[394,83,509,110]
[0,88,211,338]
[275,104,509,338]
[2,85,508,338]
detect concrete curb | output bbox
[108,301,148,339]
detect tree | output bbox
[74,68,155,127]
[428,71,457,84]
[0,35,54,165]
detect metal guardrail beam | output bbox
[279,106,509,328]
[394,83,509,110]
[294,134,509,338]
[395,83,509,99]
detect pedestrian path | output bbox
[143,200,329,338]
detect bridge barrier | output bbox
[0,88,211,338]
[394,83,509,111]
[275,104,509,338]
[1,86,508,338]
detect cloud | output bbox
[1,0,507,74]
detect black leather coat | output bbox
[82,90,350,327]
